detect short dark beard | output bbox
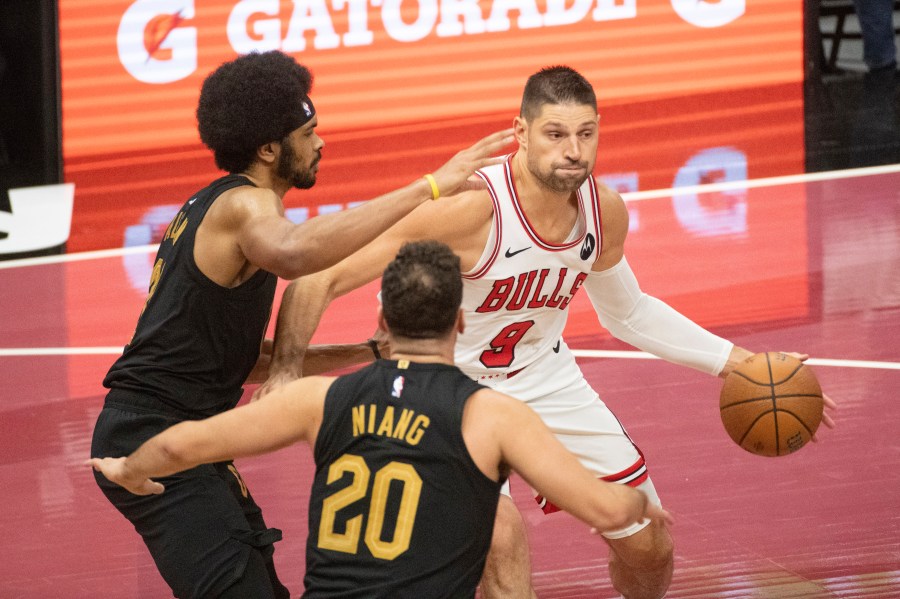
[277,137,317,190]
[529,156,589,193]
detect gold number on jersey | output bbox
[318,454,423,561]
[129,257,165,343]
[143,258,165,311]
[365,462,422,560]
[226,464,249,498]
[318,454,369,555]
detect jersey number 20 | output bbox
[318,454,423,560]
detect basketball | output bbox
[720,352,824,457]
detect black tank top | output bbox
[103,175,277,417]
[304,360,502,598]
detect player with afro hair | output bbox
[90,49,513,599]
[197,51,315,174]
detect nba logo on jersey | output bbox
[391,375,405,398]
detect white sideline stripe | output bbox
[1,164,899,270]
[0,347,897,370]
[570,350,900,370]
[0,347,123,356]
[620,162,900,201]
[0,244,159,270]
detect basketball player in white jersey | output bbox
[259,67,836,599]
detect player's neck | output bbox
[240,165,290,199]
[511,152,579,240]
[389,337,455,366]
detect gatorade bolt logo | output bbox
[117,0,197,84]
[670,0,745,28]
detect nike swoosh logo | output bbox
[552,341,560,353]
[505,246,531,258]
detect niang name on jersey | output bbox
[352,404,431,446]
[476,268,588,313]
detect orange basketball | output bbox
[720,352,823,457]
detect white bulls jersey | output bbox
[456,155,602,382]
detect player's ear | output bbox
[456,309,465,334]
[513,116,527,148]
[377,307,389,334]
[256,141,278,165]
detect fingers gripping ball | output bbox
[720,352,823,457]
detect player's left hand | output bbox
[783,352,837,441]
[87,457,165,496]
[430,128,515,197]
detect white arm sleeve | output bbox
[584,257,733,376]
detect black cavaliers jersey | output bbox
[304,360,502,598]
[103,175,277,417]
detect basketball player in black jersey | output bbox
[89,51,512,599]
[90,241,672,599]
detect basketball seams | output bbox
[728,363,806,386]
[769,361,805,385]
[720,396,777,408]
[719,352,823,457]
[728,370,772,385]
[764,354,780,455]
[720,392,823,410]
[779,411,818,436]
[737,412,771,447]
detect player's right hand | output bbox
[86,457,165,496]
[430,128,514,198]
[779,351,837,439]
[645,503,675,528]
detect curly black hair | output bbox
[382,241,462,340]
[520,65,596,122]
[197,51,313,173]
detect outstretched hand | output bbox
[783,352,837,441]
[86,457,165,496]
[430,128,514,198]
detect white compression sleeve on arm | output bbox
[584,257,733,376]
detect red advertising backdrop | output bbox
[60,0,800,157]
[59,0,805,252]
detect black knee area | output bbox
[218,548,288,599]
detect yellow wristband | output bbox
[423,173,440,201]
